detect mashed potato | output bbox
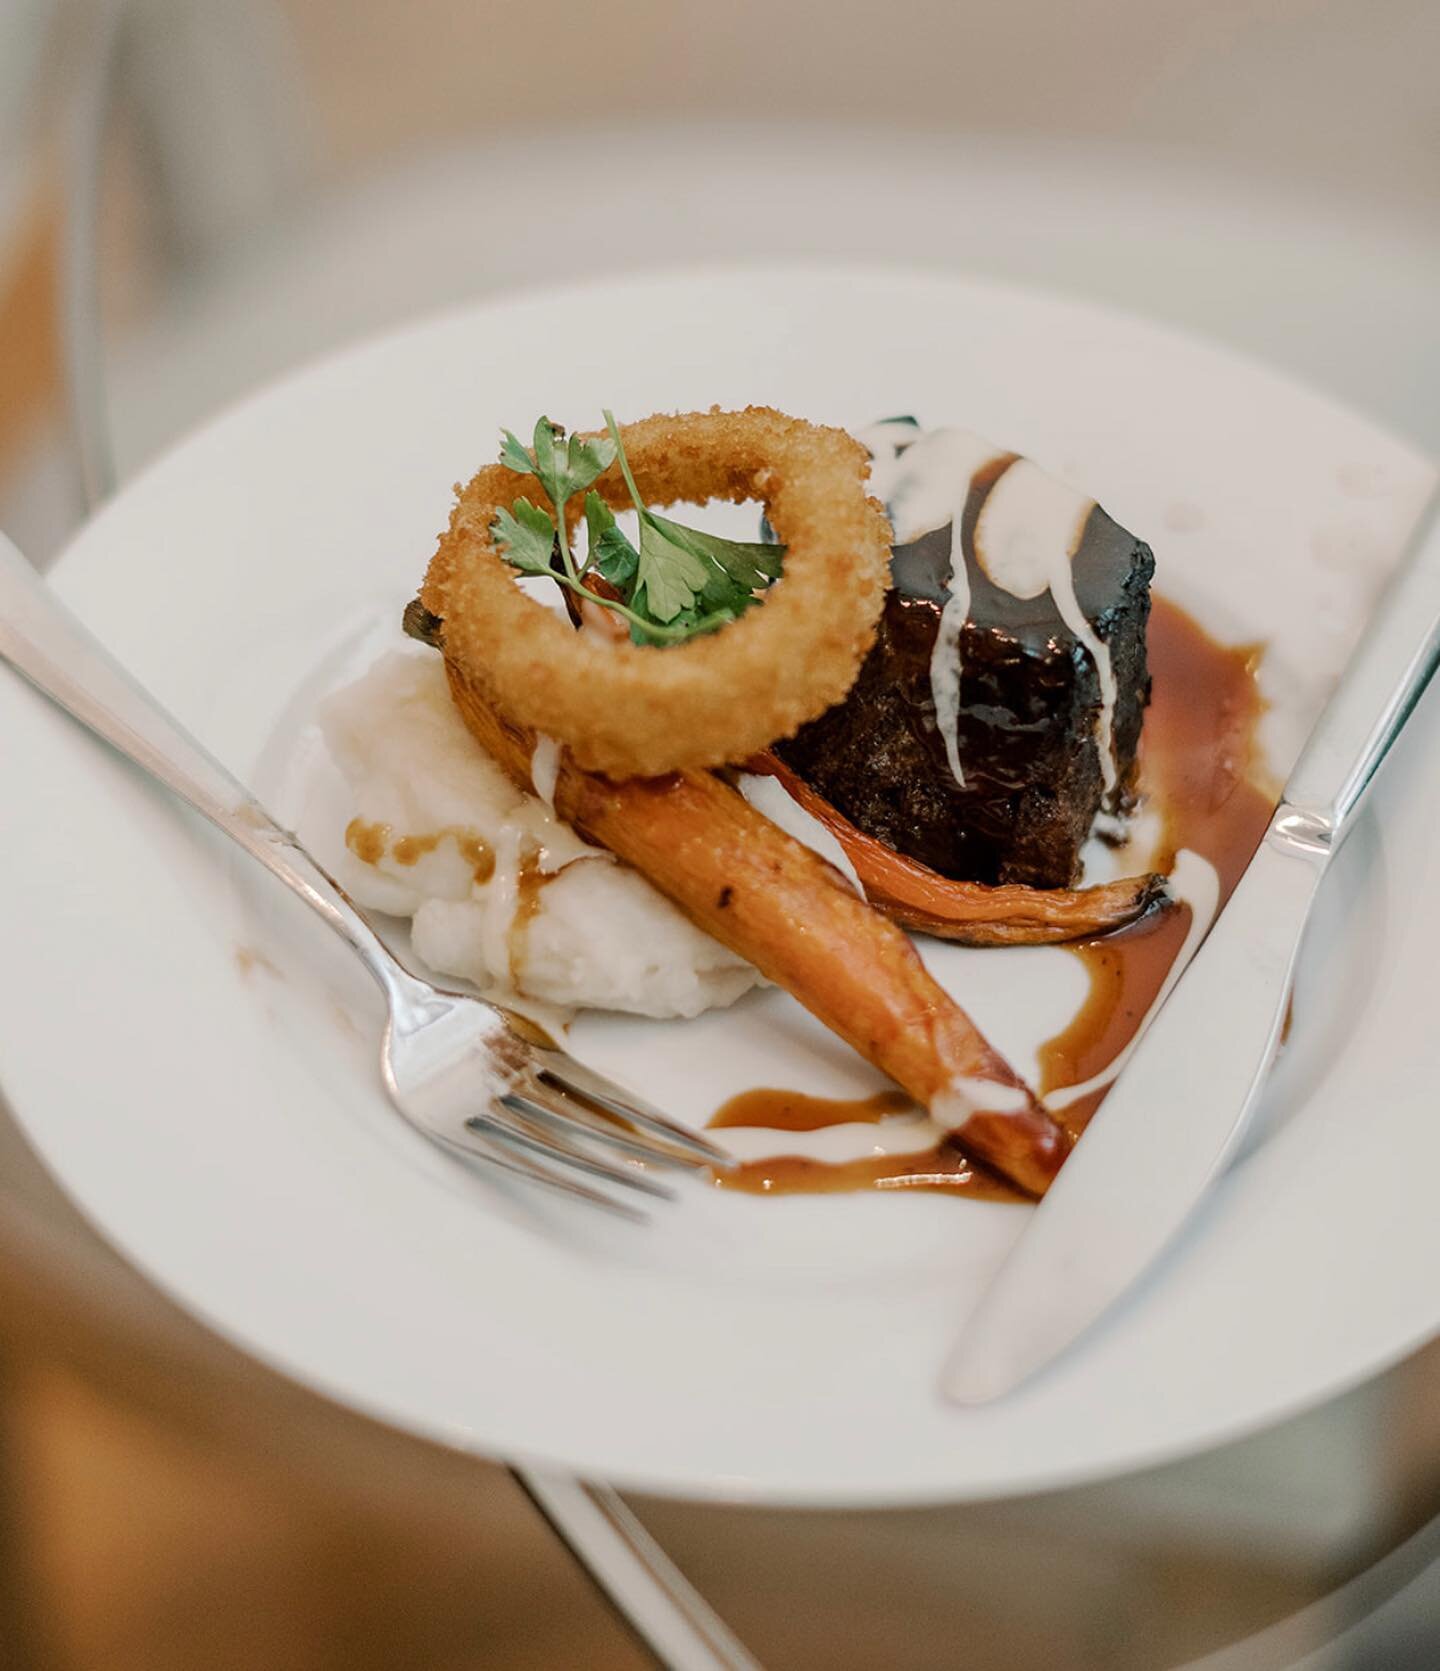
[319,652,760,1019]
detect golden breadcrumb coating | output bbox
[421,406,891,778]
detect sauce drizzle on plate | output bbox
[709,594,1275,1196]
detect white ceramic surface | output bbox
[0,267,1434,1505]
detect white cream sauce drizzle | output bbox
[853,418,919,510]
[530,735,561,809]
[517,785,608,876]
[931,1076,1034,1132]
[476,823,523,980]
[857,423,1009,791]
[1043,848,1220,1111]
[710,1113,943,1166]
[857,422,1117,794]
[737,771,863,895]
[972,460,1114,793]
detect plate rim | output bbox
[68,257,1437,550]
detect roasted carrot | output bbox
[748,751,1170,945]
[444,661,1070,1196]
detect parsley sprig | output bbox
[489,412,783,644]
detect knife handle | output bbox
[1282,485,1440,850]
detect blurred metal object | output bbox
[115,0,307,267]
[523,1475,762,1671]
[51,5,756,1663]
[1183,1499,1440,1669]
[60,0,308,512]
[59,0,123,507]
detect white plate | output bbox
[1,267,1435,1506]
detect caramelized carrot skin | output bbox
[446,663,1067,1196]
[750,752,1169,945]
[955,1109,1068,1195]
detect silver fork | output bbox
[0,533,732,1218]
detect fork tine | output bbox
[438,1122,647,1222]
[532,1050,737,1170]
[469,1108,677,1201]
[502,1084,714,1174]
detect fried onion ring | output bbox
[421,407,891,778]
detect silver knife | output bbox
[944,483,1440,1405]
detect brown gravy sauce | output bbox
[345,818,496,883]
[712,1088,915,1134]
[711,1088,1023,1199]
[344,817,554,988]
[709,595,1274,1198]
[1042,597,1271,1134]
[507,854,551,987]
[715,1144,1024,1200]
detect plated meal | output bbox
[321,402,1273,1204]
[5,267,1433,1502]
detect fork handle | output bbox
[0,533,405,1000]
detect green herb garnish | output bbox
[489,411,784,644]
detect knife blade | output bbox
[943,483,1440,1405]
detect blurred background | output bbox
[1,1,1439,1666]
